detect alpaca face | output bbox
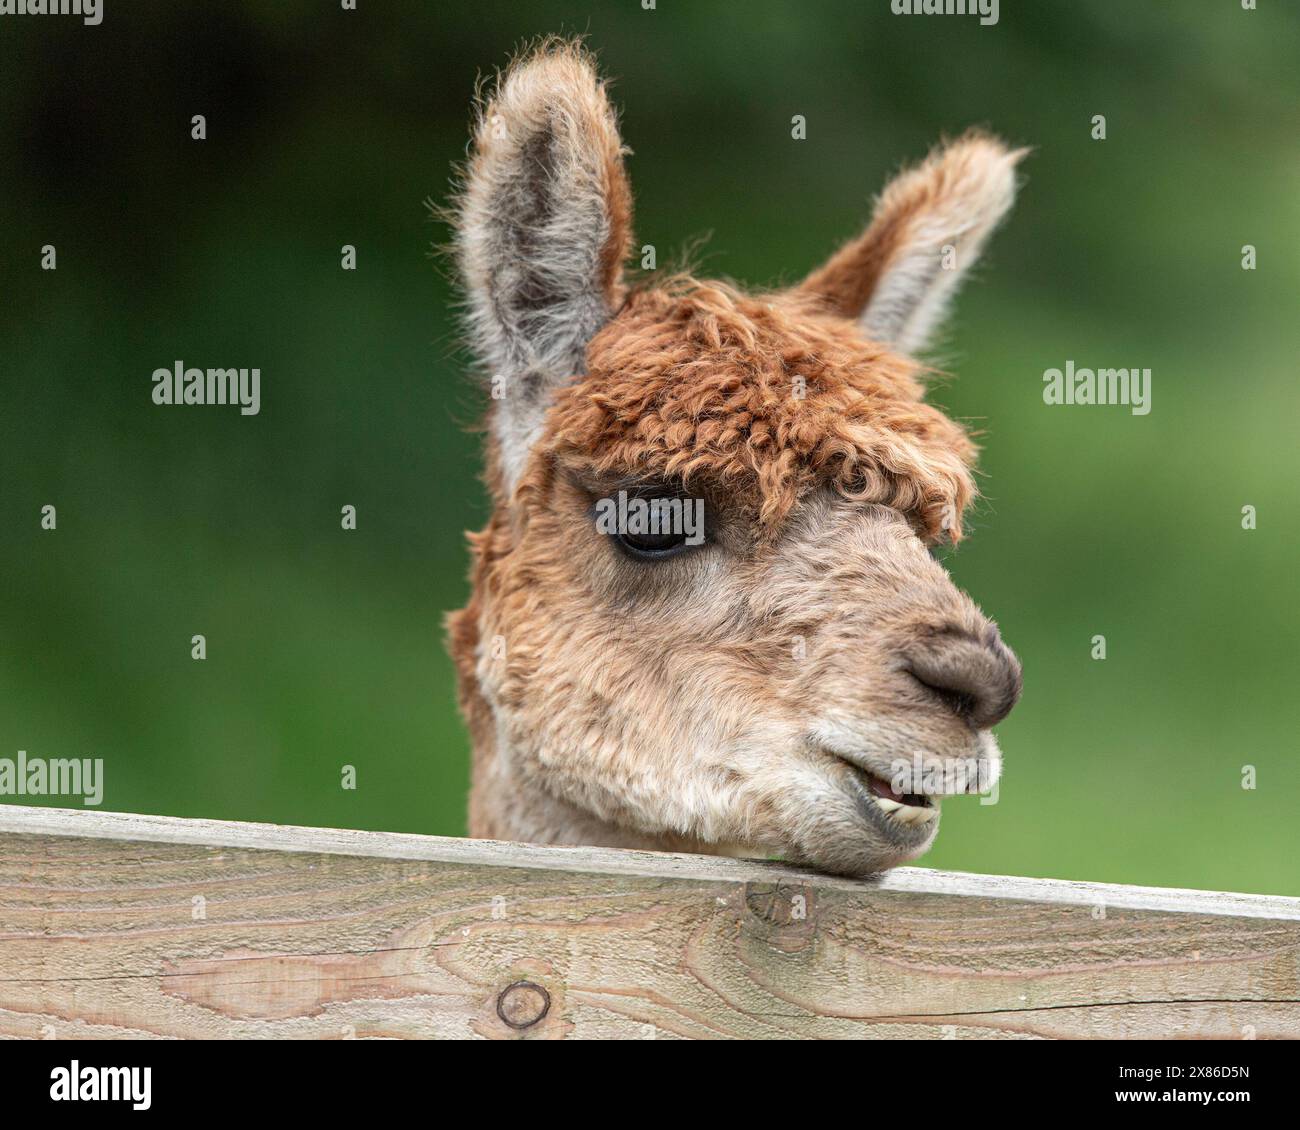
[448,41,1025,874]
[478,489,1015,875]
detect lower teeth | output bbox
[874,796,937,824]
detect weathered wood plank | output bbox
[1,805,1297,1039]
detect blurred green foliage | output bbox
[2,1,1297,894]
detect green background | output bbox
[2,1,1296,895]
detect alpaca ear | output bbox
[452,41,633,486]
[798,132,1025,355]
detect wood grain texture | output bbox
[1,805,1297,1040]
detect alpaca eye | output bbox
[618,527,690,558]
[594,486,706,561]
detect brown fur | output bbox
[552,277,975,540]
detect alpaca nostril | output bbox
[909,673,978,721]
[906,631,1022,730]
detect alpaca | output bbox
[445,40,1024,877]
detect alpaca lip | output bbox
[862,769,932,809]
[840,761,940,836]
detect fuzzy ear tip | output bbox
[959,130,1030,177]
[494,36,602,102]
[946,128,1030,160]
[928,130,1028,221]
[474,37,616,159]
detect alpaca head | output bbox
[447,40,1024,876]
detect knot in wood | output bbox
[744,881,812,927]
[496,980,551,1029]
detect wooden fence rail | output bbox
[1,805,1297,1039]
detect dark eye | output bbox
[618,526,690,558]
[594,487,707,561]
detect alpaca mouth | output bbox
[841,762,939,831]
